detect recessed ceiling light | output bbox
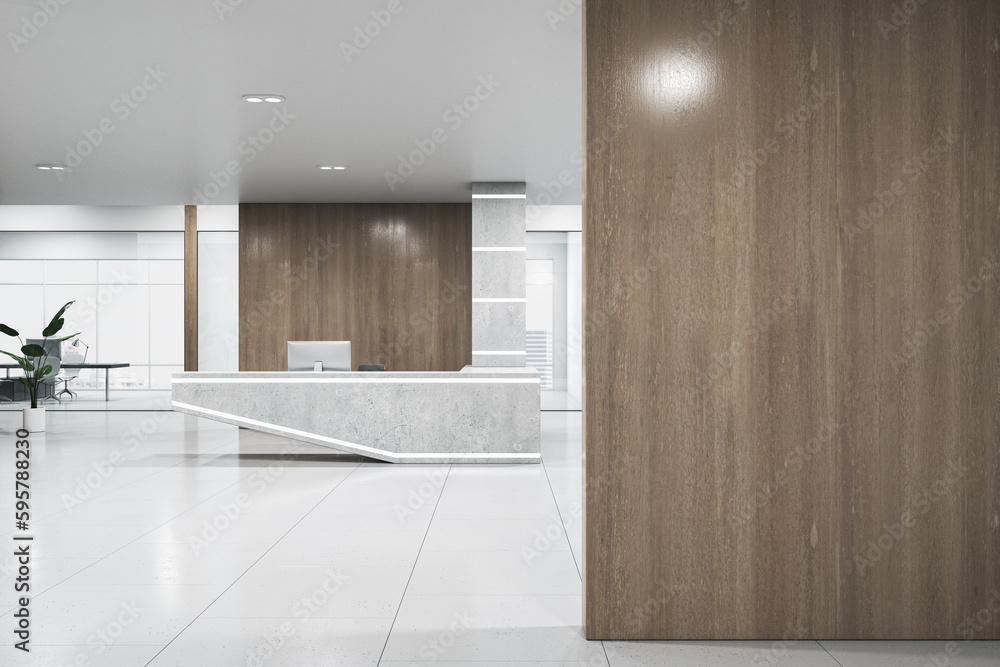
[317,165,347,171]
[243,94,284,103]
[332,166,347,170]
[35,163,65,170]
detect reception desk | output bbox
[171,366,540,463]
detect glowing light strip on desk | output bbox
[172,377,538,384]
[471,194,526,199]
[170,401,541,462]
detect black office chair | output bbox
[358,364,385,371]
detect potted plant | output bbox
[0,301,79,432]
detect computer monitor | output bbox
[287,341,351,372]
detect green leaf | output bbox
[0,323,18,337]
[42,318,65,337]
[55,332,82,343]
[18,377,32,388]
[43,301,74,336]
[21,344,46,358]
[38,365,53,378]
[0,349,29,369]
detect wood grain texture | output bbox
[184,204,198,372]
[238,203,471,373]
[584,0,1000,640]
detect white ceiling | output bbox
[0,0,582,205]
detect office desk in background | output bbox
[1,363,131,401]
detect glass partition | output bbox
[526,231,582,410]
[0,232,184,391]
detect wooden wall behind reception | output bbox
[584,0,999,640]
[239,204,471,372]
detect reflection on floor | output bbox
[0,411,995,666]
[0,390,173,411]
[541,389,582,411]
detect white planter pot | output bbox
[23,407,45,432]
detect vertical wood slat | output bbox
[183,205,197,372]
[584,0,1000,640]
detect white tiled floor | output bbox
[0,410,997,666]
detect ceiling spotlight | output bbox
[318,165,347,171]
[243,94,284,103]
[36,163,65,170]
[332,166,347,170]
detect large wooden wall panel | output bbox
[239,203,471,373]
[584,0,1000,640]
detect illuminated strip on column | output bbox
[472,298,526,303]
[472,351,526,355]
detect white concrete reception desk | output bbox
[171,366,540,463]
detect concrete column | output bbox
[471,182,526,367]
